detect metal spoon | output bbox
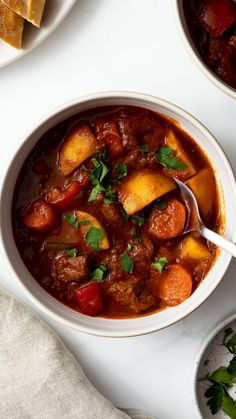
[174,178,236,258]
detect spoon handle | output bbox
[201,226,236,258]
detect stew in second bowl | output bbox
[12,105,221,318]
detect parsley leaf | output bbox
[156,146,188,170]
[121,208,129,221]
[152,257,168,273]
[121,252,134,273]
[103,186,117,205]
[205,383,224,415]
[114,163,128,179]
[227,356,236,378]
[78,219,92,226]
[65,248,78,258]
[139,144,150,153]
[225,332,236,355]
[88,156,109,201]
[85,227,104,251]
[127,241,133,251]
[132,228,142,242]
[132,214,145,226]
[222,393,236,419]
[209,367,233,385]
[64,212,79,229]
[155,197,167,209]
[91,264,108,282]
[88,183,105,202]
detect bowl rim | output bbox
[173,0,236,100]
[192,312,236,418]
[1,90,236,337]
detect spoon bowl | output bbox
[175,178,236,258]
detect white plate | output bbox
[193,314,236,418]
[0,0,76,69]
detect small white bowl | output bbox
[1,91,236,337]
[173,0,236,100]
[193,314,236,418]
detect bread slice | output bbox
[0,1,24,49]
[1,0,46,27]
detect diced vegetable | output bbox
[148,199,186,240]
[165,129,196,177]
[75,210,109,249]
[22,199,58,232]
[155,264,192,306]
[117,169,176,215]
[186,167,216,221]
[93,119,124,158]
[59,124,99,176]
[192,0,236,37]
[75,282,103,316]
[179,236,211,261]
[47,175,89,208]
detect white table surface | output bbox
[0,1,236,418]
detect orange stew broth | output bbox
[12,106,220,318]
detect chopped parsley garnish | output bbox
[91,264,108,282]
[65,248,78,258]
[152,257,168,273]
[121,252,134,273]
[127,241,134,251]
[85,227,104,251]
[88,155,117,204]
[121,208,129,221]
[78,219,92,226]
[132,214,145,226]
[132,228,142,242]
[64,212,79,229]
[114,163,128,180]
[155,197,167,209]
[156,146,188,170]
[139,144,150,153]
[203,329,236,417]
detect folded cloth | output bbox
[0,289,156,419]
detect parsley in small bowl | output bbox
[193,315,236,419]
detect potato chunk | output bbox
[117,169,176,215]
[180,236,211,261]
[76,210,109,250]
[186,167,216,221]
[59,124,99,176]
[166,129,196,178]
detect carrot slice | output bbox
[148,199,186,240]
[156,264,192,306]
[22,199,59,232]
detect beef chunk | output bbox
[51,254,89,282]
[107,275,155,313]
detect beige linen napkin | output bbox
[0,289,156,419]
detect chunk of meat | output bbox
[22,199,59,232]
[93,118,124,158]
[154,264,192,306]
[51,254,89,283]
[107,276,155,313]
[47,175,89,209]
[101,204,123,224]
[75,282,103,316]
[148,199,186,240]
[193,257,214,283]
[192,0,236,37]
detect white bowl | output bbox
[173,0,236,100]
[1,91,236,337]
[192,314,236,418]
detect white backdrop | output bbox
[0,1,236,418]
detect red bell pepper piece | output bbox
[47,174,89,209]
[192,0,236,37]
[75,282,103,316]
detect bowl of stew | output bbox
[174,0,236,99]
[1,91,236,337]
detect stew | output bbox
[183,0,236,89]
[12,105,220,318]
